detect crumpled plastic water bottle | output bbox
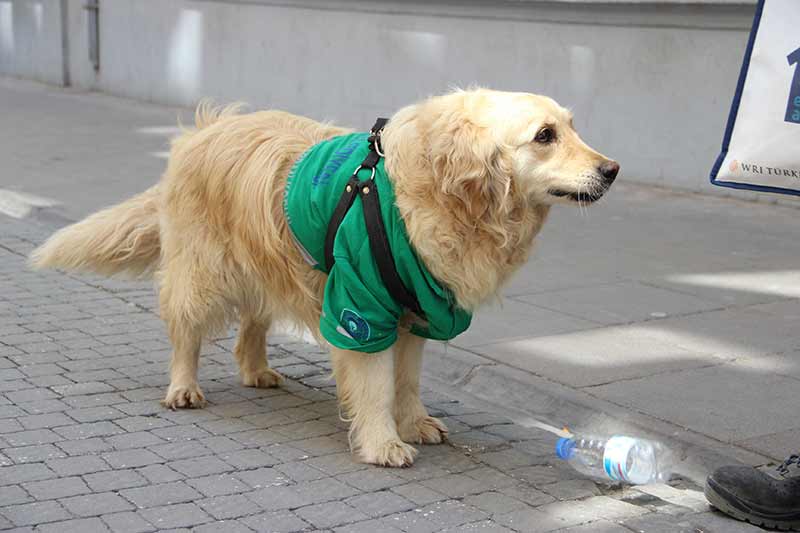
[555,434,674,485]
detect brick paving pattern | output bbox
[0,216,756,532]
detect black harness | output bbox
[323,118,423,316]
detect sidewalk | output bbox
[1,76,798,530]
[0,214,755,533]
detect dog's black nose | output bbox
[599,161,620,184]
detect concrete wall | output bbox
[2,0,761,193]
[0,0,67,86]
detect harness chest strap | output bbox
[323,118,424,317]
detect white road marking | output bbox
[0,189,60,219]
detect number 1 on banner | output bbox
[787,47,800,124]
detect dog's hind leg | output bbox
[331,345,418,467]
[158,256,224,409]
[234,313,284,389]
[393,332,448,444]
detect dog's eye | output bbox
[534,128,555,144]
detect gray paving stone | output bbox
[0,500,70,526]
[114,416,173,433]
[296,501,369,529]
[0,419,24,435]
[197,494,261,520]
[335,519,403,533]
[168,456,233,478]
[239,510,310,532]
[498,496,649,532]
[120,481,202,509]
[147,440,211,461]
[346,490,415,518]
[102,449,164,469]
[464,491,530,516]
[235,467,291,489]
[417,500,490,528]
[540,479,602,501]
[0,485,31,506]
[84,469,148,492]
[291,435,348,456]
[197,435,244,454]
[295,477,361,503]
[56,436,113,456]
[136,464,185,484]
[477,449,541,471]
[391,482,447,506]
[186,474,251,497]
[36,517,109,533]
[380,510,440,533]
[307,452,369,476]
[17,399,70,415]
[0,463,55,485]
[62,393,126,409]
[421,473,492,498]
[0,405,25,419]
[17,412,73,430]
[193,520,253,533]
[338,469,405,492]
[151,425,213,442]
[23,475,90,500]
[509,465,579,486]
[54,421,124,440]
[273,460,328,482]
[53,381,116,396]
[60,492,134,517]
[220,448,277,469]
[4,444,66,463]
[27,374,74,387]
[245,485,313,511]
[556,520,635,533]
[105,431,165,450]
[101,511,156,533]
[3,428,62,447]
[226,429,286,448]
[498,484,557,509]
[66,406,127,423]
[138,503,212,529]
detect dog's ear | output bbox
[429,113,512,219]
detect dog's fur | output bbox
[31,89,616,467]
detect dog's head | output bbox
[423,89,618,214]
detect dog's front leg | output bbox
[394,332,448,444]
[331,345,417,467]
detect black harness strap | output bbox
[359,180,423,316]
[323,118,423,316]
[323,175,359,272]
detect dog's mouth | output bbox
[547,187,608,204]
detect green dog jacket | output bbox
[284,132,472,353]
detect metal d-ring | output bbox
[373,135,385,158]
[352,165,377,181]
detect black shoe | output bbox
[705,454,800,531]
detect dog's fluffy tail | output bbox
[30,185,162,278]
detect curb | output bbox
[420,341,773,487]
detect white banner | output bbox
[711,0,800,197]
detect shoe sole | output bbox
[705,479,800,531]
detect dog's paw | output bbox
[399,416,448,445]
[241,368,284,388]
[360,438,418,468]
[161,382,206,409]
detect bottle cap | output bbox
[555,437,575,460]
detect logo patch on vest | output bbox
[339,309,370,341]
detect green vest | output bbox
[284,133,472,353]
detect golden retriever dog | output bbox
[31,89,618,467]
